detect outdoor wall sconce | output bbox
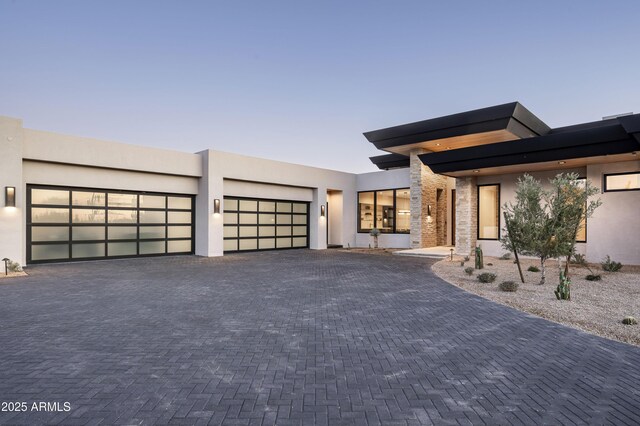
[427,204,432,217]
[320,204,326,217]
[213,198,221,215]
[5,186,15,207]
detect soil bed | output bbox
[432,255,640,346]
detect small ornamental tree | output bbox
[502,173,601,285]
[369,228,381,249]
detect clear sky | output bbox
[1,0,639,173]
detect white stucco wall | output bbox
[198,149,359,256]
[586,161,640,265]
[0,117,24,266]
[474,165,640,265]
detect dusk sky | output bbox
[1,0,638,173]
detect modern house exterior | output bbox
[1,102,639,266]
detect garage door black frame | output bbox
[27,184,195,264]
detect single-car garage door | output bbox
[27,185,194,263]
[223,196,309,252]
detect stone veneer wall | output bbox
[409,150,448,248]
[455,176,477,255]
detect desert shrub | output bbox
[477,272,497,283]
[487,262,494,266]
[585,274,601,281]
[527,265,540,272]
[622,316,638,325]
[464,256,470,262]
[570,253,587,266]
[499,281,518,292]
[601,255,622,272]
[464,267,474,276]
[5,260,22,273]
[499,253,512,260]
[460,261,465,267]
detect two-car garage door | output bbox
[223,197,309,252]
[27,185,194,263]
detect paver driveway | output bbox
[0,250,639,425]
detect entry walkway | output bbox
[0,251,639,425]
[394,245,454,258]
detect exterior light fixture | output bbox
[5,186,15,207]
[473,170,480,173]
[320,204,326,217]
[450,248,454,261]
[213,198,221,215]
[2,258,9,276]
[427,204,432,217]
[558,161,566,165]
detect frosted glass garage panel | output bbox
[73,226,105,241]
[277,226,291,236]
[108,210,137,223]
[223,226,238,238]
[239,227,258,237]
[32,244,69,261]
[293,226,307,236]
[292,237,307,247]
[108,193,137,208]
[292,203,307,214]
[239,239,258,250]
[32,208,69,223]
[139,226,166,239]
[168,240,191,253]
[108,242,137,256]
[32,226,69,242]
[239,200,258,211]
[32,189,69,205]
[108,226,137,240]
[72,191,106,206]
[168,226,191,239]
[293,215,307,225]
[259,226,275,237]
[168,197,191,209]
[140,241,166,254]
[224,212,238,224]
[259,239,276,249]
[223,239,238,251]
[72,243,105,259]
[72,209,106,223]
[168,211,191,224]
[259,201,276,212]
[224,199,238,211]
[139,195,165,209]
[139,210,165,223]
[276,238,292,248]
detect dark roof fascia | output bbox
[418,124,639,174]
[618,114,640,143]
[369,153,410,170]
[363,102,550,150]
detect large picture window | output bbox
[604,172,640,192]
[358,188,410,234]
[477,184,500,240]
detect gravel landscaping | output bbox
[433,255,640,346]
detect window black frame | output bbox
[603,171,640,192]
[477,183,501,241]
[222,196,310,253]
[357,188,410,234]
[27,184,195,264]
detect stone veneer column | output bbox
[409,150,449,249]
[455,176,477,255]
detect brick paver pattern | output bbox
[1,250,639,425]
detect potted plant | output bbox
[369,228,381,249]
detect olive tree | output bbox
[502,173,601,285]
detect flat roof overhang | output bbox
[418,121,640,177]
[363,102,551,156]
[369,153,410,170]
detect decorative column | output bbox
[455,176,477,255]
[409,149,448,248]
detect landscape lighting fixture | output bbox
[5,186,15,207]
